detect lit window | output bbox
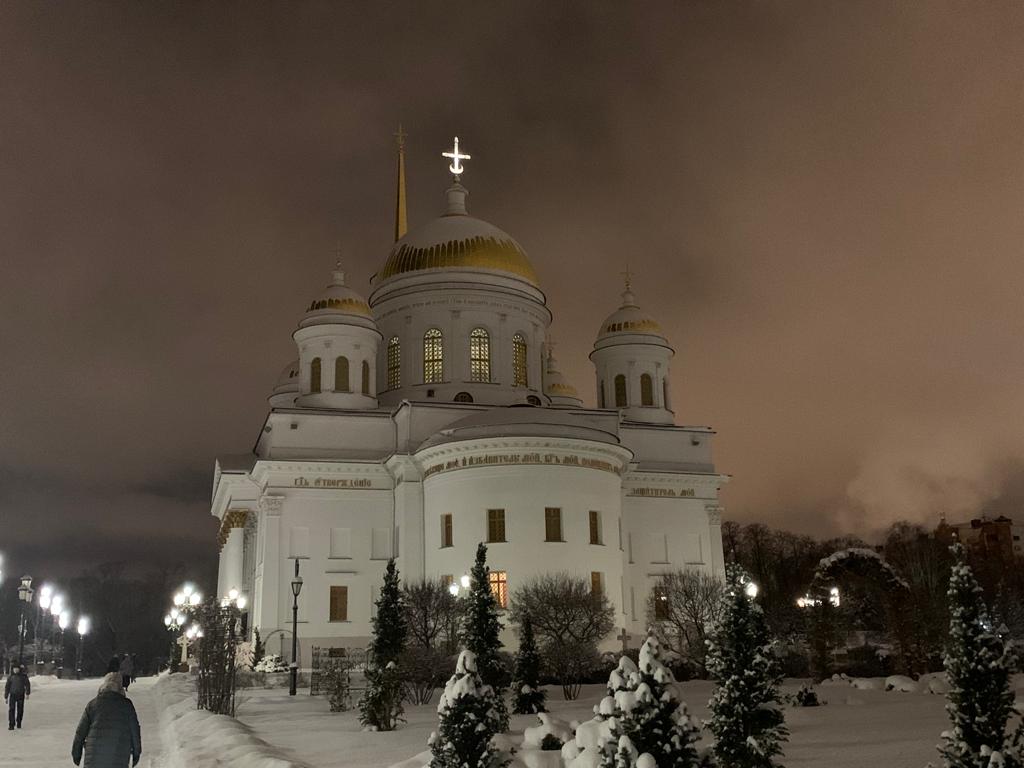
[545,507,563,542]
[591,571,604,595]
[334,356,350,392]
[424,329,443,383]
[614,374,627,407]
[441,513,453,548]
[329,586,348,622]
[310,357,322,394]
[441,574,454,588]
[470,328,491,382]
[653,585,669,620]
[513,333,528,387]
[387,337,401,390]
[589,510,602,545]
[361,360,370,395]
[487,509,506,543]
[488,570,508,609]
[640,374,653,406]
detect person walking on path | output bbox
[4,663,31,730]
[118,655,133,691]
[71,672,141,767]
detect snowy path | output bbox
[0,676,164,768]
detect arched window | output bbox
[598,381,605,409]
[454,392,474,403]
[469,328,491,382]
[663,378,670,410]
[526,395,542,406]
[512,333,528,387]
[614,374,627,407]
[640,374,654,406]
[423,329,443,383]
[361,360,370,395]
[334,356,350,392]
[387,336,401,390]
[310,357,322,394]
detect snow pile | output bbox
[153,673,312,768]
[523,713,574,748]
[883,675,918,693]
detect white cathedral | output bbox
[211,136,727,661]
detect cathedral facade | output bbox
[211,138,726,661]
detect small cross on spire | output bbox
[620,265,633,291]
[442,136,471,179]
[394,123,407,151]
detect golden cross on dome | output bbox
[442,136,471,178]
[620,265,633,291]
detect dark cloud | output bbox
[2,1,1024,578]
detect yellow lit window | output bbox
[488,570,508,609]
[441,514,453,548]
[334,356,350,392]
[424,329,443,383]
[589,510,602,545]
[513,334,528,387]
[470,328,491,382]
[387,336,401,390]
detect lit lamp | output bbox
[744,581,759,599]
[17,575,33,663]
[75,616,90,679]
[289,561,303,696]
[460,574,470,590]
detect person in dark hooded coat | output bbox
[71,673,141,767]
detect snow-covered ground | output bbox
[0,675,165,768]
[5,674,1021,768]
[232,678,963,768]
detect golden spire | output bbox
[394,124,408,242]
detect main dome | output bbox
[376,184,539,287]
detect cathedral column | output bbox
[705,503,725,577]
[258,495,284,643]
[217,509,249,599]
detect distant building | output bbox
[935,515,1024,560]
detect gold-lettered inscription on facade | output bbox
[625,487,696,498]
[293,477,374,488]
[423,452,620,479]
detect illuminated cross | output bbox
[442,136,471,178]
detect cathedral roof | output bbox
[298,267,376,330]
[417,406,619,450]
[376,183,539,287]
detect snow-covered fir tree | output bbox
[463,543,509,730]
[429,649,509,768]
[706,564,787,768]
[939,543,1022,768]
[511,615,546,714]
[359,559,408,731]
[598,630,704,768]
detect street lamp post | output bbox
[289,559,303,696]
[76,617,90,679]
[35,584,52,666]
[57,610,71,674]
[16,576,34,664]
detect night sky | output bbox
[3,2,1024,579]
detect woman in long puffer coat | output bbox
[71,673,141,767]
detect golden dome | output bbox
[376,184,539,287]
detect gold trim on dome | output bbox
[604,318,661,335]
[306,297,372,316]
[379,236,539,285]
[547,382,580,397]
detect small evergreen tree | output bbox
[252,628,265,667]
[511,616,546,714]
[599,631,703,768]
[463,543,509,730]
[938,543,1021,768]
[429,650,508,768]
[706,564,787,768]
[359,559,408,731]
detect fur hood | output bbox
[97,672,125,696]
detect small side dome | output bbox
[595,287,667,346]
[544,346,583,407]
[269,359,300,407]
[299,267,376,331]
